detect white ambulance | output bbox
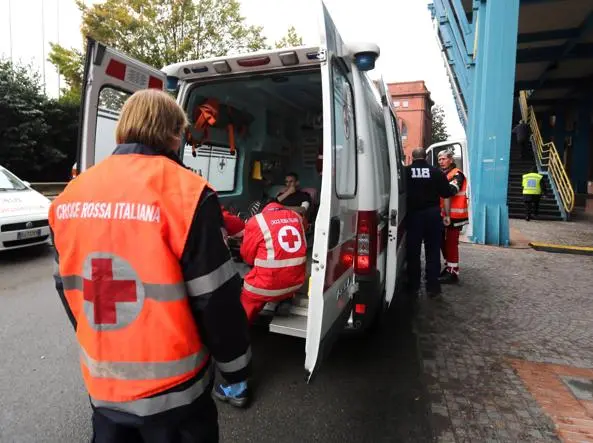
[76,2,407,381]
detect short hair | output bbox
[116,89,189,149]
[286,172,299,181]
[411,147,426,160]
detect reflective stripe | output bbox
[450,182,460,190]
[53,261,60,278]
[243,281,303,297]
[255,213,275,260]
[450,208,467,214]
[186,259,237,297]
[81,347,208,380]
[448,262,459,268]
[254,256,307,268]
[90,364,213,417]
[60,275,186,302]
[216,346,252,373]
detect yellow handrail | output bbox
[518,91,575,214]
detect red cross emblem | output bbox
[83,257,140,327]
[282,231,299,249]
[278,225,302,253]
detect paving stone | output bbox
[419,229,593,442]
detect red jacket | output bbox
[222,208,245,239]
[240,203,307,301]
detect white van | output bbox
[76,2,407,381]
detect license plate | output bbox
[17,229,42,240]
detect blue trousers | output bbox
[406,207,443,292]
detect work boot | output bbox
[213,381,250,408]
[439,271,459,285]
[439,267,449,277]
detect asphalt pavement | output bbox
[0,245,433,443]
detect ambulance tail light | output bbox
[355,210,377,275]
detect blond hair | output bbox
[115,89,189,149]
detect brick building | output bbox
[387,81,434,163]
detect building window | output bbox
[400,120,408,141]
[402,100,409,108]
[393,100,400,108]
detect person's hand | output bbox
[443,216,451,226]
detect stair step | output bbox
[268,315,307,338]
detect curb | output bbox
[529,242,593,256]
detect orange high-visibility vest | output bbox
[440,167,468,220]
[49,153,210,416]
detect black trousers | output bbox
[406,207,443,292]
[524,195,541,219]
[91,395,219,443]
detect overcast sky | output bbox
[0,0,464,137]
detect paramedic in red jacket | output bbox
[239,199,307,323]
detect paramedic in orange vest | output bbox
[438,148,469,284]
[49,89,251,443]
[238,198,307,323]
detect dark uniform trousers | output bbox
[91,388,219,443]
[406,206,443,292]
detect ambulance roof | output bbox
[161,46,323,81]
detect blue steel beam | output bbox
[520,0,568,4]
[518,28,581,44]
[431,0,472,101]
[534,11,593,89]
[516,43,593,63]
[467,0,520,246]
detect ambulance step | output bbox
[269,315,307,338]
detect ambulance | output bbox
[76,2,407,381]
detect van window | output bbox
[182,145,237,192]
[390,114,406,194]
[332,61,357,198]
[95,87,131,165]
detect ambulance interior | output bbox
[181,69,323,318]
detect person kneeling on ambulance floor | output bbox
[214,198,307,406]
[49,89,251,441]
[437,148,469,284]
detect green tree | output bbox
[431,104,449,144]
[0,59,75,180]
[275,26,304,48]
[49,0,270,101]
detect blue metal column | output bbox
[467,0,520,246]
[572,103,592,193]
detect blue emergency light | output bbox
[166,76,179,91]
[354,52,377,72]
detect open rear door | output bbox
[78,38,166,172]
[305,1,356,382]
[426,139,471,237]
[377,78,406,306]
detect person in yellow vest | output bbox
[49,89,251,442]
[437,149,468,284]
[522,166,547,221]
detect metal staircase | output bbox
[512,91,575,221]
